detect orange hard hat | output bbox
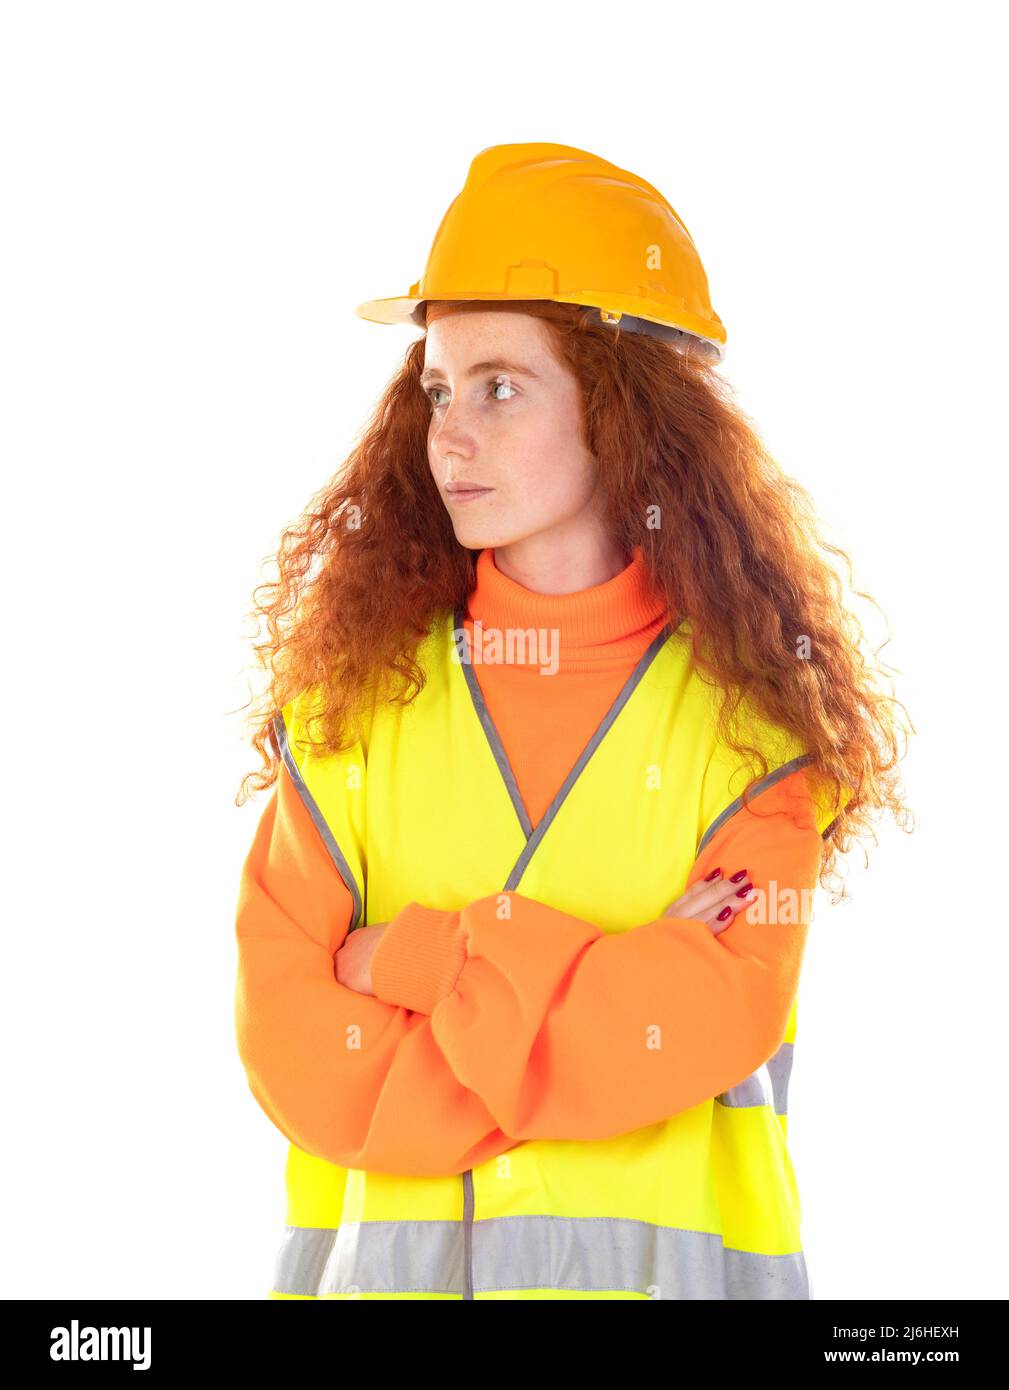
[355,142,727,361]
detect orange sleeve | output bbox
[233,763,524,1177]
[370,766,824,1142]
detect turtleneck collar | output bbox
[465,543,671,653]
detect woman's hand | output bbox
[334,876,753,996]
[663,869,754,936]
[334,921,389,995]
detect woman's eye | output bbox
[426,376,517,409]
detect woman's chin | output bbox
[451,521,512,550]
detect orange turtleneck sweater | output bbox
[234,547,825,1176]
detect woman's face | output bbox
[422,310,608,557]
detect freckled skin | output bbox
[423,310,628,593]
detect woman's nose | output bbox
[430,410,475,455]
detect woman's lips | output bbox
[447,487,494,504]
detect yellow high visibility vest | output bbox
[269,607,843,1300]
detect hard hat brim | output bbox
[355,295,426,325]
[354,292,726,361]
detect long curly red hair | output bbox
[234,299,914,900]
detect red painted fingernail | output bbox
[717,906,732,921]
[730,869,748,883]
[704,868,722,881]
[736,883,753,898]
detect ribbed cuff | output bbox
[370,902,467,1014]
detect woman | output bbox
[233,143,910,1300]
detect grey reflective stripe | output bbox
[273,711,365,932]
[716,1041,793,1115]
[697,753,814,857]
[272,1223,465,1298]
[272,1225,338,1298]
[717,1062,774,1109]
[461,1170,475,1301]
[767,1040,794,1116]
[272,1217,808,1300]
[453,606,534,840]
[717,1045,794,1117]
[453,607,686,891]
[472,1215,808,1300]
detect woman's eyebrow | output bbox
[419,359,543,386]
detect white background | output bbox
[2,1,1005,1300]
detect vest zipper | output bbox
[462,1169,474,1300]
